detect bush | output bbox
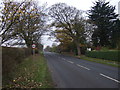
[85,50,120,62]
[80,47,87,55]
[35,49,39,54]
[31,48,39,54]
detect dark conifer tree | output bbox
[88,0,118,47]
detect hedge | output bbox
[2,47,32,85]
[85,50,120,62]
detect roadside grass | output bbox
[3,52,54,88]
[78,55,120,68]
[61,52,120,67]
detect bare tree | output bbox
[0,0,48,48]
[0,0,27,44]
[49,3,86,56]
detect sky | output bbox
[39,0,120,48]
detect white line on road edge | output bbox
[76,64,90,70]
[67,60,74,64]
[100,73,120,83]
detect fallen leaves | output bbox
[10,75,43,88]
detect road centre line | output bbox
[100,73,120,83]
[76,64,90,70]
[62,58,66,60]
[67,60,74,64]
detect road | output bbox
[44,52,120,88]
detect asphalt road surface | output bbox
[44,52,120,88]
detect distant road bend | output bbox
[44,52,120,88]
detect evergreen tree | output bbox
[111,19,120,49]
[88,0,118,47]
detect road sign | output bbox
[32,44,36,49]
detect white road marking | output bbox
[62,58,66,60]
[100,73,120,83]
[58,57,66,61]
[76,64,90,70]
[67,60,74,64]
[59,57,62,59]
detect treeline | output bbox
[47,0,120,55]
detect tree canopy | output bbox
[88,0,118,47]
[0,0,47,48]
[49,3,87,55]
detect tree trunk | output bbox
[25,39,32,48]
[76,44,81,56]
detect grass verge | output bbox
[61,52,120,68]
[3,52,54,88]
[78,55,120,68]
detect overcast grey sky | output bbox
[39,0,119,12]
[40,0,120,48]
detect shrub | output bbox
[86,50,120,62]
[35,49,39,54]
[80,47,87,55]
[31,48,39,54]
